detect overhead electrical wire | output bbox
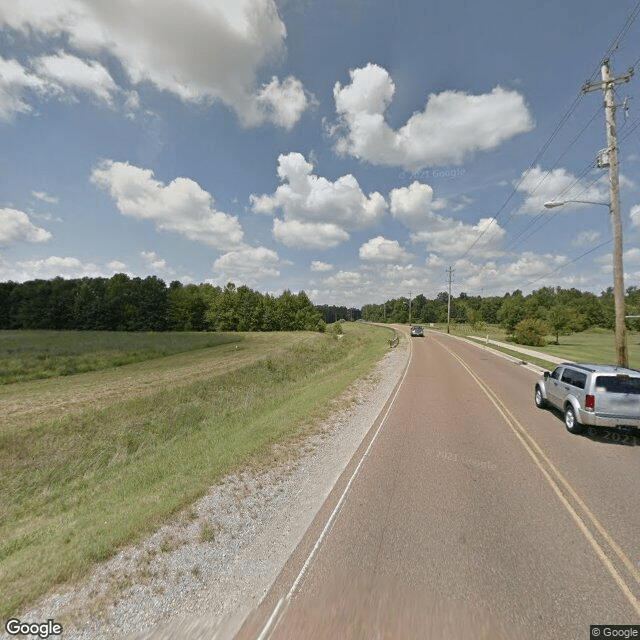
[458,91,586,261]
[498,105,604,251]
[523,239,613,290]
[586,0,640,83]
[456,1,640,296]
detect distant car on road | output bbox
[534,362,640,434]
[410,325,424,337]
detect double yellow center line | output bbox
[439,338,640,617]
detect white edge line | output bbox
[255,597,285,640]
[255,332,413,640]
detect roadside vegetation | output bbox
[362,285,640,341]
[0,331,240,384]
[428,323,640,369]
[0,277,325,333]
[0,322,393,619]
[364,285,640,367]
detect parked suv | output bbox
[534,363,640,434]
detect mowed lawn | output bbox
[1,324,394,618]
[438,324,640,369]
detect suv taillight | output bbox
[586,394,595,411]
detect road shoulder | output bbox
[10,338,409,640]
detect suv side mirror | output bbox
[543,371,550,379]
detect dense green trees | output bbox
[4,275,633,340]
[361,286,633,344]
[315,304,361,324]
[0,275,325,333]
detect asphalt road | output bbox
[236,329,640,640]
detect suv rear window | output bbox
[595,375,640,394]
[561,369,587,389]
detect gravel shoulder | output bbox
[5,336,409,640]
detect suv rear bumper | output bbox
[578,410,640,429]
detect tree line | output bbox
[5,276,640,343]
[0,275,326,333]
[362,286,640,345]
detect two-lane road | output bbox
[237,329,640,639]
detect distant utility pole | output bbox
[446,267,454,334]
[409,290,412,325]
[583,60,633,367]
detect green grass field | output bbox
[0,324,394,618]
[0,330,241,384]
[434,323,640,369]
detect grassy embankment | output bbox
[430,323,640,369]
[0,330,241,384]
[0,323,394,618]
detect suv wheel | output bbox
[564,405,584,434]
[534,386,546,409]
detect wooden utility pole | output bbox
[583,60,633,367]
[446,267,454,334]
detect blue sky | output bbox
[1,0,640,307]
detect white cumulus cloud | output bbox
[462,252,569,293]
[31,190,59,204]
[0,208,52,245]
[0,57,48,121]
[389,181,448,230]
[331,63,534,170]
[0,0,309,128]
[213,246,281,283]
[386,181,505,257]
[412,216,506,257]
[107,260,127,271]
[0,52,130,120]
[572,229,602,247]
[273,219,349,249]
[359,236,411,263]
[91,160,244,249]
[141,250,173,274]
[516,166,609,213]
[250,75,310,130]
[251,152,386,249]
[324,270,365,288]
[32,51,119,105]
[310,260,333,272]
[7,256,104,280]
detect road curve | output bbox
[236,328,640,640]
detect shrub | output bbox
[329,322,343,337]
[513,318,549,346]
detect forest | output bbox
[4,276,640,344]
[0,275,325,332]
[362,286,640,345]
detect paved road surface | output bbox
[236,328,640,639]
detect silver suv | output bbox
[534,363,640,434]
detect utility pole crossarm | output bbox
[582,63,633,94]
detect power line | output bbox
[499,107,604,252]
[458,93,586,260]
[460,6,640,297]
[586,0,640,83]
[523,239,613,290]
